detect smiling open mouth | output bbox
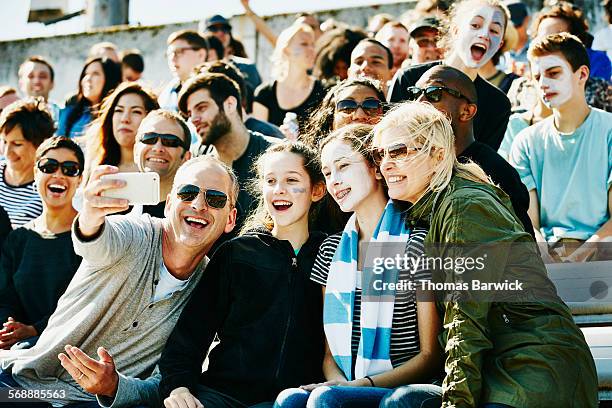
[48,184,67,194]
[272,200,293,211]
[185,216,208,229]
[388,175,406,184]
[470,44,487,60]
[336,188,350,200]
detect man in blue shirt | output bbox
[510,33,612,262]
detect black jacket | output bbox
[159,230,326,405]
[389,61,511,151]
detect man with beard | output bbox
[178,72,275,232]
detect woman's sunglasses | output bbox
[140,132,185,149]
[37,158,81,177]
[177,184,229,209]
[406,86,474,104]
[372,142,423,165]
[336,99,383,116]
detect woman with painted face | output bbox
[57,57,121,139]
[372,102,597,408]
[0,137,83,349]
[389,0,512,151]
[274,124,442,408]
[303,77,386,234]
[159,141,328,408]
[84,82,159,178]
[253,23,326,137]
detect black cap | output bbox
[409,17,441,37]
[205,15,231,30]
[505,1,529,27]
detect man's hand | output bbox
[78,165,129,238]
[164,387,204,408]
[58,345,119,398]
[0,317,37,349]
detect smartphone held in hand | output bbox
[100,172,160,205]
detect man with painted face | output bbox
[389,0,512,151]
[347,39,393,96]
[510,33,612,262]
[178,72,275,233]
[414,65,534,238]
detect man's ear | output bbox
[311,181,327,203]
[223,96,238,116]
[577,65,590,84]
[164,192,172,218]
[197,48,208,63]
[460,103,477,122]
[181,150,192,163]
[224,206,238,233]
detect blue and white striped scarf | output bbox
[323,200,410,380]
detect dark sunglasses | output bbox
[406,86,474,104]
[139,132,185,149]
[37,158,81,177]
[208,25,230,33]
[372,142,422,165]
[336,99,383,116]
[177,184,229,209]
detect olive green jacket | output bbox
[405,175,598,408]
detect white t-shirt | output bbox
[153,260,191,302]
[593,25,612,62]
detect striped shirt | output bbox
[0,162,43,229]
[311,228,430,368]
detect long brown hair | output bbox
[86,82,158,169]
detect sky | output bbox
[2,0,403,41]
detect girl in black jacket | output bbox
[159,141,327,408]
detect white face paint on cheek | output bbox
[533,55,574,108]
[456,6,505,68]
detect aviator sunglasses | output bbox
[37,158,81,177]
[336,99,383,116]
[177,184,229,209]
[139,132,186,149]
[372,142,423,165]
[406,86,474,104]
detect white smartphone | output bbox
[100,172,160,205]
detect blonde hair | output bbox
[271,23,314,80]
[439,0,511,53]
[372,102,490,201]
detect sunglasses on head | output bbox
[336,99,383,116]
[37,158,81,177]
[139,132,185,149]
[406,86,474,104]
[372,142,423,165]
[177,184,229,209]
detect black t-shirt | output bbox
[389,61,511,151]
[459,141,534,238]
[143,201,166,218]
[0,205,11,256]
[254,80,326,129]
[244,117,284,139]
[0,227,82,333]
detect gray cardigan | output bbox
[0,214,206,407]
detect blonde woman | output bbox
[252,23,326,136]
[371,102,597,408]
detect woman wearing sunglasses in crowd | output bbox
[159,141,327,408]
[57,57,121,139]
[274,124,442,408]
[0,137,83,350]
[371,102,597,408]
[84,82,159,180]
[389,0,511,151]
[304,77,386,234]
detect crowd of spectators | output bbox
[0,0,610,407]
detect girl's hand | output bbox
[299,377,370,391]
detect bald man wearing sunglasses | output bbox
[0,154,238,408]
[413,65,533,237]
